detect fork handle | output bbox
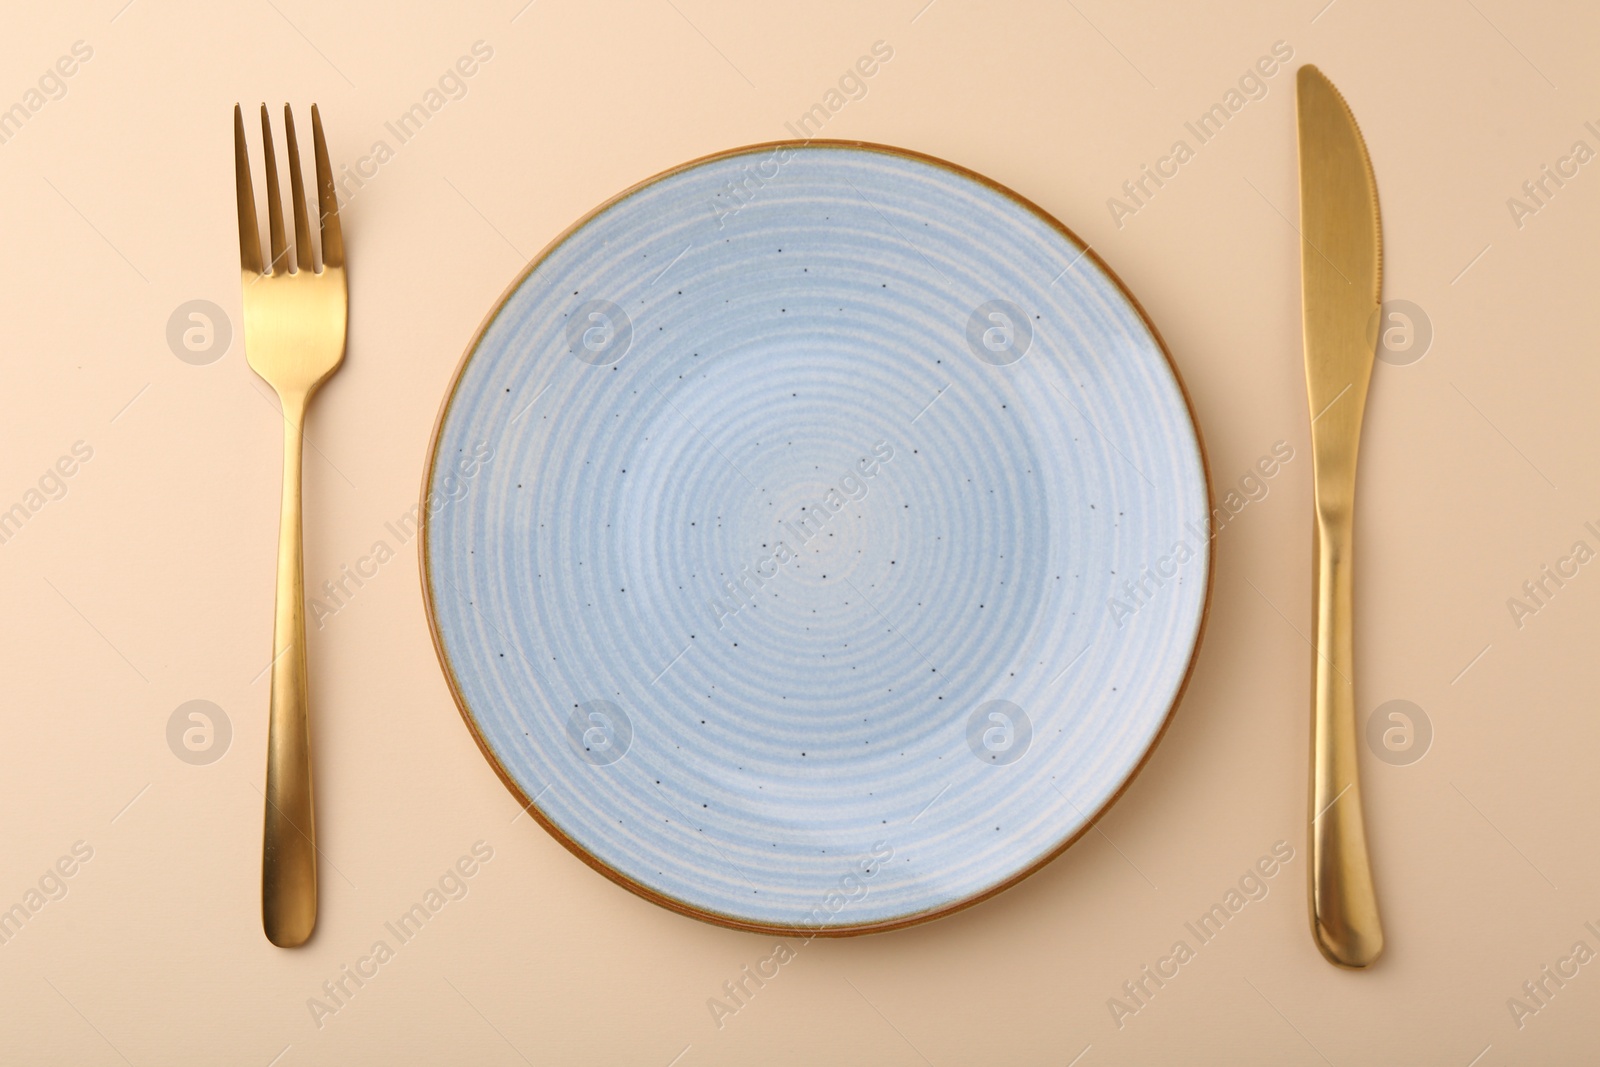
[1308,511,1383,967]
[262,394,317,947]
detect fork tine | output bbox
[283,106,314,273]
[310,105,344,269]
[259,104,287,274]
[233,105,262,274]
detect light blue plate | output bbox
[423,142,1210,934]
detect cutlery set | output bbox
[232,63,1392,969]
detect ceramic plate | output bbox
[422,141,1210,934]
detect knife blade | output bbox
[1296,63,1384,969]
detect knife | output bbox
[1295,64,1384,968]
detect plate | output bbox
[421,141,1211,934]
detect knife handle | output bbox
[1308,511,1383,967]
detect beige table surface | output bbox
[2,0,1598,1063]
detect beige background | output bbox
[0,0,1596,1062]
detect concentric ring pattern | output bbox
[423,142,1210,932]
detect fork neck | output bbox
[274,392,311,505]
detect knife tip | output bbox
[1295,64,1360,132]
[1297,63,1327,91]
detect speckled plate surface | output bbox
[421,141,1211,935]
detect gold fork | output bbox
[233,103,347,947]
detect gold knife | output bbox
[1295,64,1384,968]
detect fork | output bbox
[233,103,347,947]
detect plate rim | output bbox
[417,137,1215,937]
